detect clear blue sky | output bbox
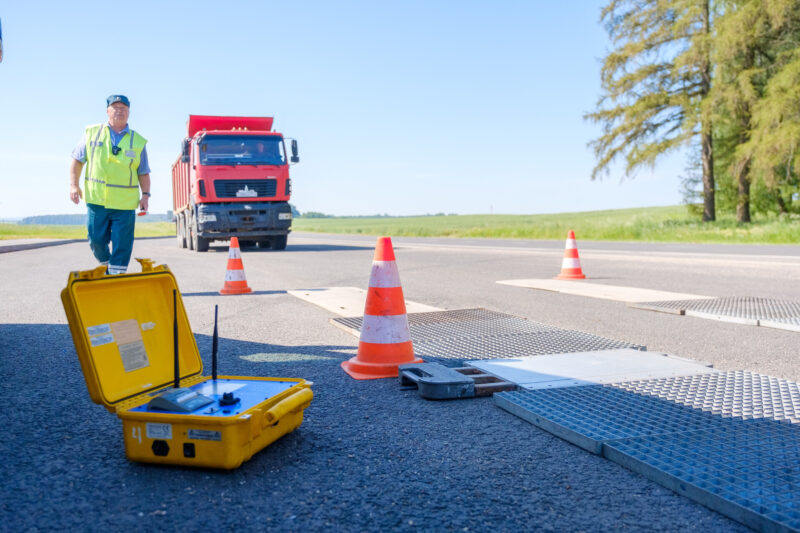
[0,1,687,219]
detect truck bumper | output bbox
[195,202,292,239]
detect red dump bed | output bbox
[187,115,274,137]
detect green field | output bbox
[0,222,174,240]
[2,206,798,244]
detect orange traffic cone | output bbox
[341,236,422,380]
[220,237,253,295]
[555,230,586,280]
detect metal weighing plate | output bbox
[629,297,800,328]
[332,308,644,366]
[604,420,800,533]
[613,371,800,423]
[494,386,729,454]
[413,330,644,366]
[331,308,560,340]
[468,349,715,390]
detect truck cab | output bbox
[172,115,298,252]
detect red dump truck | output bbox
[172,115,298,252]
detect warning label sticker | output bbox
[90,334,114,347]
[188,429,222,441]
[111,319,150,372]
[146,422,172,440]
[87,324,112,336]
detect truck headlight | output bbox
[278,213,292,220]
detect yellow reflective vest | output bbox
[83,123,147,210]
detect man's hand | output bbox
[70,185,83,204]
[139,195,149,212]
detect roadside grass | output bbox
[293,206,800,244]
[2,207,797,244]
[0,222,174,240]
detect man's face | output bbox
[107,102,129,124]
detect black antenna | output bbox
[173,289,180,389]
[212,305,219,381]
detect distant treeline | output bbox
[19,212,174,225]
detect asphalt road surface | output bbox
[2,232,798,532]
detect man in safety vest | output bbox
[69,95,150,274]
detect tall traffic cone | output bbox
[341,236,422,380]
[220,237,253,295]
[555,230,586,280]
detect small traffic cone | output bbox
[555,230,586,280]
[220,237,253,295]
[341,236,422,380]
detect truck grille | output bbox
[213,179,277,198]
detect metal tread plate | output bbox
[604,420,800,533]
[331,308,560,340]
[494,385,727,454]
[414,330,644,366]
[612,371,800,423]
[629,297,800,326]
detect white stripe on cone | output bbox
[225,270,247,282]
[565,239,577,249]
[368,260,402,288]
[561,258,581,269]
[228,247,242,259]
[359,314,411,344]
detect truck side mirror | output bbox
[290,139,299,164]
[180,138,190,163]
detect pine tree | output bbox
[587,0,716,220]
[743,0,800,215]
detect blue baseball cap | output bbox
[106,94,130,107]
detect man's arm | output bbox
[69,158,84,204]
[139,174,151,212]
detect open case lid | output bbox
[61,260,203,411]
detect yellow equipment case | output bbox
[60,260,313,469]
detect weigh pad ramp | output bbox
[331,309,644,366]
[629,296,800,331]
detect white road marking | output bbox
[497,279,714,303]
[287,287,442,317]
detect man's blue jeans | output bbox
[87,203,135,274]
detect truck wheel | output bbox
[271,235,288,250]
[257,240,271,249]
[191,217,209,252]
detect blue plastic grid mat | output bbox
[494,385,731,455]
[612,371,800,423]
[604,420,800,533]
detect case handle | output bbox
[264,387,314,427]
[134,257,155,272]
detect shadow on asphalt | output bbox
[181,290,287,297]
[199,244,371,253]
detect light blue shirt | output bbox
[71,123,150,175]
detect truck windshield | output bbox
[199,136,285,166]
